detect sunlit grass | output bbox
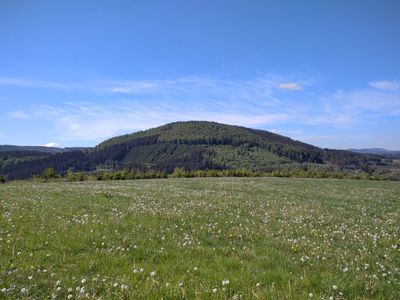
[0,178,399,299]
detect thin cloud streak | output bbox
[279,82,302,90]
[0,77,79,89]
[369,80,400,91]
[7,111,30,120]
[102,76,292,106]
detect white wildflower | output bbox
[222,279,230,286]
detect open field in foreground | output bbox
[0,178,399,299]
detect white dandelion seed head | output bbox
[222,279,230,286]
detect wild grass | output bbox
[0,177,399,299]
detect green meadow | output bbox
[0,178,399,299]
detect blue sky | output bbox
[0,0,399,149]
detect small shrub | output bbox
[43,168,58,180]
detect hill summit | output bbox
[89,121,374,172]
[0,121,387,179]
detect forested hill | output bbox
[91,121,381,172]
[0,121,389,179]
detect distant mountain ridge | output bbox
[0,145,91,153]
[348,148,400,155]
[0,121,396,179]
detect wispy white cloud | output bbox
[278,82,302,91]
[3,75,400,148]
[334,89,400,115]
[51,103,288,141]
[102,76,284,105]
[289,133,399,150]
[286,82,400,127]
[106,80,160,93]
[0,77,78,89]
[7,110,30,120]
[369,80,400,91]
[31,105,65,117]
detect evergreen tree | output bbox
[43,167,58,180]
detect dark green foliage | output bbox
[43,167,58,180]
[66,171,88,181]
[93,121,378,167]
[0,175,5,183]
[0,150,89,180]
[1,121,398,180]
[171,167,188,178]
[56,165,392,182]
[63,169,168,182]
[66,170,78,182]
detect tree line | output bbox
[1,165,395,184]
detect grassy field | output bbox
[0,178,399,299]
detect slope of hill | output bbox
[90,121,380,172]
[0,121,391,179]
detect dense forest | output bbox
[1,121,399,180]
